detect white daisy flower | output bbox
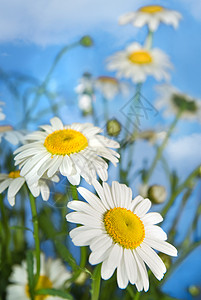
[0,125,26,145]
[0,101,6,120]
[78,94,93,114]
[67,180,177,291]
[75,72,94,95]
[156,84,201,121]
[119,5,182,32]
[95,76,129,101]
[107,42,172,83]
[0,170,59,206]
[14,117,120,186]
[7,253,71,300]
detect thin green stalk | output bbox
[144,110,182,185]
[134,291,140,300]
[0,194,11,264]
[144,30,153,50]
[161,165,200,217]
[91,264,101,300]
[70,183,79,200]
[29,192,40,287]
[24,41,79,122]
[103,96,109,122]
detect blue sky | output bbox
[0,0,201,299]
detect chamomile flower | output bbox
[119,5,182,32]
[107,42,172,83]
[156,84,201,121]
[67,180,177,291]
[0,170,59,206]
[7,253,71,300]
[14,117,120,186]
[78,94,93,115]
[0,125,26,145]
[95,76,129,101]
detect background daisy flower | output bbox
[156,84,201,121]
[107,42,172,83]
[7,253,71,300]
[0,170,59,206]
[14,117,120,186]
[95,76,129,101]
[0,125,26,145]
[66,180,177,291]
[0,101,6,120]
[119,5,182,32]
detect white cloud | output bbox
[178,0,201,21]
[166,133,201,176]
[0,0,143,46]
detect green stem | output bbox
[29,192,41,287]
[91,264,101,300]
[144,30,153,50]
[0,194,11,264]
[70,183,79,200]
[144,110,182,185]
[134,291,140,300]
[161,165,200,217]
[25,41,79,122]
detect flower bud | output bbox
[80,36,93,47]
[188,285,200,297]
[106,119,121,137]
[148,185,167,204]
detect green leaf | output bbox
[26,251,34,300]
[9,225,33,233]
[36,288,73,299]
[91,264,101,300]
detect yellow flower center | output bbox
[25,275,53,300]
[139,5,163,14]
[44,129,88,156]
[8,170,21,178]
[104,207,145,249]
[128,50,152,65]
[97,76,118,85]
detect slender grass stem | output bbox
[29,192,40,287]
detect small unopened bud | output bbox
[159,253,171,270]
[75,271,88,285]
[80,36,93,47]
[188,285,200,297]
[106,119,121,137]
[148,185,167,204]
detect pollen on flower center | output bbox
[139,5,163,14]
[25,275,52,300]
[8,170,21,178]
[44,129,88,156]
[104,207,145,249]
[128,50,152,65]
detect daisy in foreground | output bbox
[14,117,120,186]
[67,180,177,291]
[0,170,59,206]
[7,253,71,300]
[119,5,182,32]
[107,42,172,83]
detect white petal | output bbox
[124,248,137,284]
[133,250,149,292]
[134,198,151,218]
[142,212,163,225]
[0,178,12,193]
[103,182,115,208]
[89,243,113,265]
[50,117,64,130]
[77,187,106,213]
[117,254,129,289]
[145,225,167,241]
[144,238,177,257]
[7,178,25,197]
[47,155,63,177]
[101,244,123,280]
[67,200,102,219]
[67,173,80,185]
[92,179,110,210]
[136,244,166,280]
[66,212,102,228]
[69,226,101,246]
